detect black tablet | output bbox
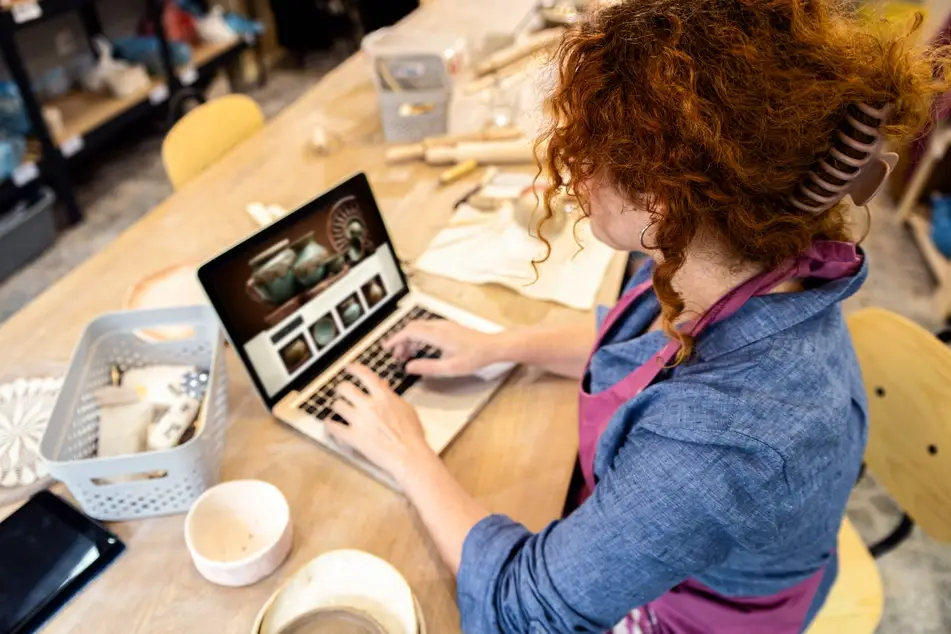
[0,491,125,634]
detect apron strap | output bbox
[629,241,863,382]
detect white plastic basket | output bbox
[363,29,456,143]
[41,306,228,521]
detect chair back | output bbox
[804,519,882,634]
[847,308,951,542]
[162,94,265,189]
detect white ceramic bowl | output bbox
[184,479,292,587]
[253,550,418,634]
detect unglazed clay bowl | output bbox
[185,479,292,587]
[255,550,418,634]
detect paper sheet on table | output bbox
[414,204,618,310]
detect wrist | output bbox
[396,442,444,496]
[490,330,524,365]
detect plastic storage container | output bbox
[362,29,460,143]
[0,186,56,282]
[376,54,451,143]
[41,306,229,521]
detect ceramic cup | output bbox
[184,480,293,587]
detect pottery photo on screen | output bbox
[336,293,365,328]
[328,196,374,264]
[361,275,386,309]
[209,183,391,353]
[279,335,313,373]
[291,232,331,287]
[248,241,298,305]
[310,314,339,349]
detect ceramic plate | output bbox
[254,550,418,634]
[124,262,205,341]
[0,369,65,505]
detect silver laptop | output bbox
[198,173,512,487]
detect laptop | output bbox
[198,172,512,487]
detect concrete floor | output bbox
[1,65,950,632]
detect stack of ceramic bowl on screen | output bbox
[252,549,426,634]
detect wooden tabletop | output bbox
[0,2,625,632]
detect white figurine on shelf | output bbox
[81,36,150,99]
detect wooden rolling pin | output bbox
[423,125,523,148]
[425,139,539,165]
[385,143,426,163]
[475,28,565,77]
[385,126,525,164]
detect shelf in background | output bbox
[191,38,243,67]
[1,0,91,28]
[178,37,248,85]
[47,79,165,148]
[906,208,949,287]
[42,38,247,154]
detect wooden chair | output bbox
[808,308,951,632]
[805,519,882,634]
[161,94,265,189]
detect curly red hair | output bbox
[539,0,948,361]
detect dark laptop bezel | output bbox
[197,172,411,410]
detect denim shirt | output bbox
[456,256,869,633]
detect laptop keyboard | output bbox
[298,306,443,424]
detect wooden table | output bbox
[0,1,625,632]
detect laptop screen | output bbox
[198,173,408,405]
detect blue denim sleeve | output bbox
[456,425,778,633]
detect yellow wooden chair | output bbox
[161,94,265,189]
[808,308,951,632]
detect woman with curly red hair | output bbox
[326,0,947,631]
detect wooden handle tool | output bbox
[423,125,523,149]
[426,139,538,165]
[438,159,480,186]
[385,143,426,163]
[474,28,565,76]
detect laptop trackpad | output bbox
[404,376,498,452]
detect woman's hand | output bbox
[326,364,433,483]
[385,320,503,377]
[327,367,490,575]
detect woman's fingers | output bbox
[385,321,449,353]
[330,397,360,423]
[405,356,461,376]
[336,381,372,406]
[348,364,390,398]
[324,406,355,442]
[389,339,417,361]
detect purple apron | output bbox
[576,241,863,634]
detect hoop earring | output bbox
[856,204,872,245]
[639,220,659,251]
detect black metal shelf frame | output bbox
[0,0,253,223]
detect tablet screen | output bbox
[0,492,124,634]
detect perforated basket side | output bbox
[379,89,449,143]
[40,306,229,520]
